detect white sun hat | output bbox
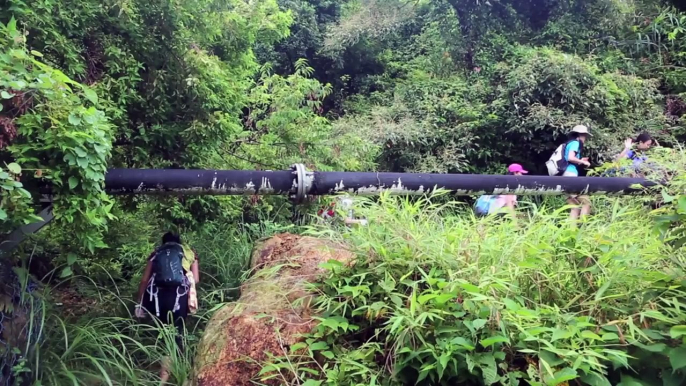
[570,125,592,136]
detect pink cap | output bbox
[508,163,528,174]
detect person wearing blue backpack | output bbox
[475,164,527,216]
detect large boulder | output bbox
[193,233,354,386]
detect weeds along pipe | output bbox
[105,168,657,198]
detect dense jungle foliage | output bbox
[3,0,686,384]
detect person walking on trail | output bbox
[135,232,199,383]
[562,125,592,221]
[474,163,527,217]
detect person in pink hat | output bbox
[487,163,527,215]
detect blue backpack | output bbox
[475,195,496,216]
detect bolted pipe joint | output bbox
[290,164,313,203]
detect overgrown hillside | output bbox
[2,0,686,384]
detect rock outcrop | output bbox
[193,233,354,386]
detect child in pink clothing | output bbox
[488,164,527,215]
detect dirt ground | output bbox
[193,233,354,386]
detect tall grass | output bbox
[2,217,297,385]
[260,192,686,385]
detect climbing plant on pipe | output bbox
[0,18,113,252]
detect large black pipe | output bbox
[105,169,295,195]
[312,172,654,196]
[105,168,656,196]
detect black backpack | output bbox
[152,242,185,287]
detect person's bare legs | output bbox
[579,195,591,219]
[568,196,581,221]
[580,204,591,218]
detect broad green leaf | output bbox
[580,372,611,386]
[74,147,87,157]
[68,177,79,190]
[289,342,306,352]
[581,330,603,341]
[320,350,335,359]
[451,337,475,350]
[7,17,16,31]
[480,354,498,385]
[480,335,510,348]
[466,354,475,372]
[662,190,676,203]
[503,298,520,310]
[641,329,665,340]
[634,342,667,353]
[669,346,686,371]
[6,163,21,174]
[67,253,78,266]
[308,341,328,351]
[60,266,73,278]
[30,50,43,57]
[552,328,574,342]
[539,350,565,367]
[416,367,431,383]
[459,282,481,293]
[547,367,578,386]
[473,318,488,330]
[418,293,437,304]
[84,88,98,104]
[670,326,686,339]
[0,208,6,220]
[617,374,645,386]
[68,113,81,126]
[601,333,619,341]
[434,293,454,304]
[301,380,322,386]
[526,326,552,336]
[1,90,14,99]
[438,352,450,379]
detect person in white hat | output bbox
[563,125,592,220]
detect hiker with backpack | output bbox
[474,163,527,217]
[135,232,199,383]
[545,125,592,220]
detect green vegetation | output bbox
[267,193,685,385]
[3,0,686,384]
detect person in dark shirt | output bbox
[135,232,199,383]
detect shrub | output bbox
[261,191,686,385]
